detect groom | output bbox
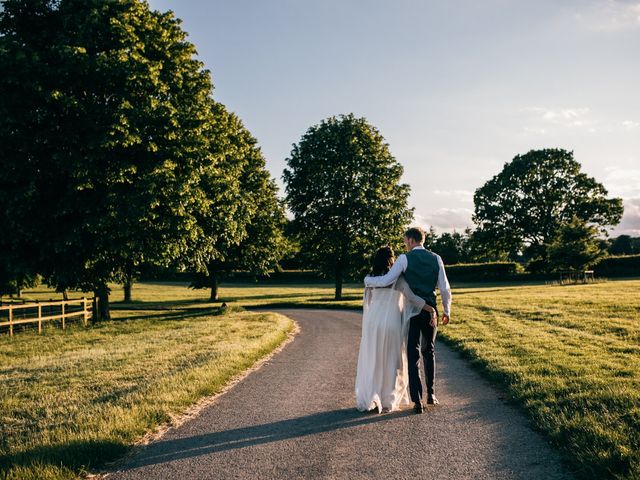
[364,227,452,413]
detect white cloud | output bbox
[521,107,638,134]
[622,120,640,130]
[604,167,640,198]
[524,107,593,129]
[600,167,640,235]
[432,189,474,201]
[414,208,474,234]
[611,198,640,236]
[575,0,640,32]
[522,126,548,135]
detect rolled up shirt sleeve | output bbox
[436,255,452,316]
[364,254,408,287]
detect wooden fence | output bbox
[558,270,595,284]
[0,297,97,336]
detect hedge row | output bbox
[444,262,523,282]
[443,256,639,281]
[137,255,640,284]
[593,254,640,277]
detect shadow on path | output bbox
[121,408,412,470]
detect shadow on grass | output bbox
[112,298,215,309]
[244,302,361,311]
[314,295,361,302]
[116,408,412,471]
[219,292,330,302]
[111,291,349,307]
[0,439,128,477]
[112,307,233,323]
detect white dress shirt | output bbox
[364,246,452,316]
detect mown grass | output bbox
[1,281,365,313]
[441,280,640,479]
[3,279,639,479]
[0,309,293,480]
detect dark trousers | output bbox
[407,309,438,403]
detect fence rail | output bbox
[558,270,595,284]
[0,297,97,336]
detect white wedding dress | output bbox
[355,275,425,412]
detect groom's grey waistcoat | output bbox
[404,249,439,307]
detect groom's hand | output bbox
[442,314,450,326]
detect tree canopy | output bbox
[548,217,604,271]
[608,235,639,256]
[0,0,224,316]
[189,102,288,301]
[472,148,623,267]
[283,114,413,299]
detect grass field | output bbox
[0,308,293,480]
[1,281,365,311]
[2,279,639,479]
[443,280,640,479]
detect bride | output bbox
[355,246,436,413]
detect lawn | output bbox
[442,279,640,479]
[115,278,637,479]
[2,279,639,479]
[0,308,294,480]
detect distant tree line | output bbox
[284,147,626,278]
[421,228,637,268]
[607,235,640,256]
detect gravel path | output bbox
[106,309,573,479]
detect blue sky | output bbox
[149,0,640,236]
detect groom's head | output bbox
[403,227,425,251]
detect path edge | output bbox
[91,313,301,479]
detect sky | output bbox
[149,0,640,236]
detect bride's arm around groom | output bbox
[364,245,452,325]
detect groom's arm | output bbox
[364,254,408,287]
[436,254,452,317]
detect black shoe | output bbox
[427,395,439,405]
[413,402,424,414]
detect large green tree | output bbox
[283,114,413,299]
[189,102,288,301]
[0,0,220,319]
[472,149,623,267]
[548,216,605,271]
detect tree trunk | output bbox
[334,265,343,300]
[62,290,69,301]
[123,262,134,303]
[95,284,111,322]
[209,273,219,302]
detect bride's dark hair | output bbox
[371,246,395,276]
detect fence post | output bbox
[9,304,13,337]
[38,301,42,334]
[62,301,66,330]
[83,297,88,326]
